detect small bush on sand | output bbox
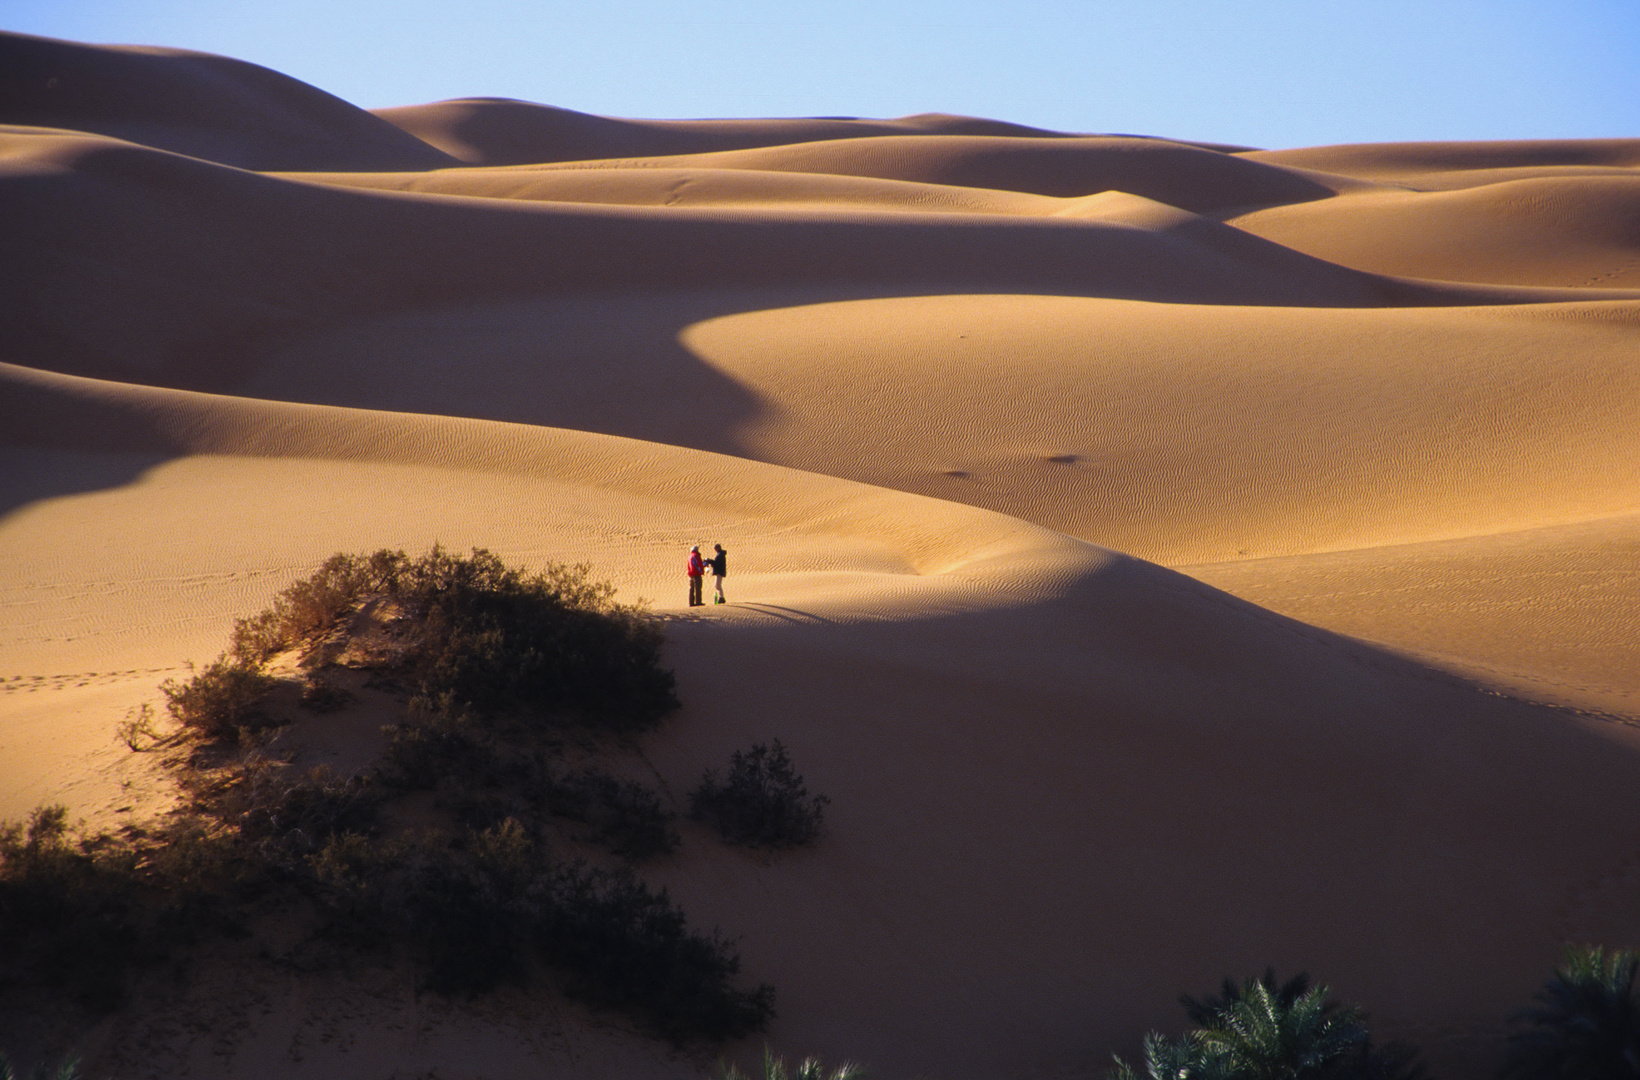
[1109,970,1425,1080]
[0,802,268,1014]
[389,547,678,732]
[691,740,830,849]
[1502,944,1640,1080]
[381,693,499,791]
[541,859,773,1041]
[160,657,278,743]
[234,766,380,864]
[115,702,162,751]
[383,693,678,859]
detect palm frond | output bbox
[1503,944,1640,1080]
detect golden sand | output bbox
[3,30,1639,1080]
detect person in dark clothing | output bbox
[687,545,705,607]
[708,543,727,604]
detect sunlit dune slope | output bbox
[1184,513,1640,715]
[0,356,1093,825]
[6,364,1640,1080]
[1231,175,1640,287]
[526,133,1348,213]
[286,162,1072,215]
[256,294,1640,564]
[3,129,1451,387]
[0,31,452,171]
[0,360,1094,677]
[249,289,1640,713]
[1245,137,1640,187]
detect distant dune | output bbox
[4,30,1640,1080]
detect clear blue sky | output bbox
[7,0,1639,150]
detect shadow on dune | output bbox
[0,447,169,521]
[0,31,453,171]
[653,554,1640,1080]
[0,364,189,515]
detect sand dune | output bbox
[1246,137,1640,186]
[5,32,1640,1080]
[0,32,452,171]
[373,99,1082,166]
[251,294,1640,565]
[524,133,1348,213]
[3,128,1447,387]
[1231,175,1640,287]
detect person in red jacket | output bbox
[687,545,705,607]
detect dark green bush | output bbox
[539,861,774,1041]
[309,824,771,1038]
[159,657,278,742]
[1502,944,1640,1080]
[235,767,380,862]
[233,546,678,735]
[389,547,678,732]
[309,823,537,994]
[691,740,830,849]
[0,803,269,1015]
[0,807,143,1011]
[29,550,768,1043]
[382,693,500,791]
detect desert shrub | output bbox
[1109,971,1425,1080]
[75,549,769,1042]
[539,862,774,1041]
[545,768,679,859]
[0,804,259,1014]
[115,702,162,751]
[309,824,772,1038]
[232,546,677,735]
[382,698,499,791]
[236,767,380,862]
[309,824,535,993]
[0,807,143,1011]
[230,550,407,664]
[691,740,830,849]
[136,815,261,907]
[388,547,677,732]
[160,657,278,742]
[1502,944,1640,1080]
